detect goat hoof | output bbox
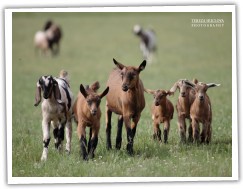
[115,143,121,150]
[65,149,70,155]
[106,145,112,150]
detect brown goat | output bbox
[106,58,146,155]
[170,79,196,143]
[145,89,174,143]
[73,81,109,160]
[184,80,220,143]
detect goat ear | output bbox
[90,81,100,92]
[34,80,42,106]
[99,87,109,99]
[53,80,61,101]
[138,60,146,72]
[144,88,155,95]
[193,78,198,84]
[80,84,88,98]
[207,83,220,88]
[169,81,179,94]
[166,90,173,96]
[113,58,125,70]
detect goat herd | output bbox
[34,57,220,161]
[33,21,220,161]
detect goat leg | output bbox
[105,108,112,150]
[116,115,123,150]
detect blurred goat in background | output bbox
[133,24,157,64]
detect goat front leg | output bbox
[41,119,51,161]
[163,120,170,144]
[65,118,72,154]
[206,123,212,144]
[200,122,208,143]
[53,117,66,151]
[178,115,186,143]
[105,106,112,150]
[77,121,88,160]
[153,121,161,142]
[88,124,100,159]
[192,118,200,143]
[116,115,123,150]
[125,115,139,155]
[188,118,193,143]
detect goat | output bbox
[34,20,62,56]
[133,24,157,64]
[169,79,196,143]
[73,82,109,160]
[34,71,74,161]
[184,80,220,143]
[106,58,146,155]
[145,89,174,143]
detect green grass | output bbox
[12,12,232,177]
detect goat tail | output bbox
[59,69,70,85]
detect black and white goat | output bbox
[34,71,74,161]
[133,24,157,64]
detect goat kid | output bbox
[184,81,220,143]
[73,82,109,160]
[106,58,146,155]
[34,73,74,161]
[170,79,196,143]
[145,89,174,143]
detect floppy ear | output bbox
[207,83,221,88]
[113,58,125,70]
[169,81,179,94]
[53,80,61,101]
[138,60,146,72]
[80,84,88,98]
[34,79,42,106]
[99,87,109,99]
[166,90,173,96]
[144,88,155,95]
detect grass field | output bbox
[12,12,232,177]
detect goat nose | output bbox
[199,96,204,101]
[181,92,186,97]
[122,85,128,92]
[91,109,97,115]
[155,101,159,106]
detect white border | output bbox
[5,5,237,184]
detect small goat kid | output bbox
[73,82,109,160]
[145,89,174,143]
[169,79,196,143]
[106,58,146,155]
[34,74,74,161]
[184,81,220,143]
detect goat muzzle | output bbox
[91,109,97,116]
[180,92,186,97]
[199,96,204,101]
[122,85,129,92]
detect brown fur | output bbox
[145,89,174,143]
[105,58,146,154]
[73,81,109,160]
[185,81,220,143]
[169,79,196,143]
